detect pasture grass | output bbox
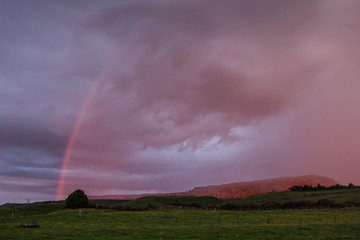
[1,208,360,239]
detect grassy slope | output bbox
[90,189,360,208]
[1,190,360,239]
[0,202,65,217]
[230,188,360,205]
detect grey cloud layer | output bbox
[0,119,68,156]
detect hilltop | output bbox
[90,175,337,200]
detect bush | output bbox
[316,199,334,208]
[282,201,315,209]
[65,189,89,209]
[182,202,202,209]
[239,203,258,210]
[219,203,240,210]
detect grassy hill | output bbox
[231,188,360,205]
[89,188,360,210]
[0,201,65,217]
[89,175,338,200]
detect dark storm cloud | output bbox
[0,176,56,195]
[0,119,68,156]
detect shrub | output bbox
[239,203,258,210]
[65,189,89,209]
[316,199,334,208]
[183,202,202,209]
[219,203,240,210]
[282,201,315,209]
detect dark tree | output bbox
[65,189,89,209]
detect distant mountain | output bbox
[89,175,338,200]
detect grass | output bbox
[1,208,360,239]
[1,189,360,239]
[230,188,360,205]
[0,202,65,217]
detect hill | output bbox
[2,187,360,213]
[90,175,337,200]
[181,175,337,199]
[90,188,360,210]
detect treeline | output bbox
[289,183,359,192]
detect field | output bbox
[1,189,360,239]
[231,188,360,205]
[1,207,360,239]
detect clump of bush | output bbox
[219,203,240,210]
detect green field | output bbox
[1,189,360,239]
[2,207,360,239]
[231,188,360,205]
[3,188,360,211]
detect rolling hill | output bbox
[90,175,337,200]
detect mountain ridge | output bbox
[89,175,337,200]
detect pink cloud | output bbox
[47,0,360,195]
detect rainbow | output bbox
[55,50,121,200]
[55,84,97,200]
[55,12,150,200]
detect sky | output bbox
[1,0,360,204]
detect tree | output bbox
[65,189,89,209]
